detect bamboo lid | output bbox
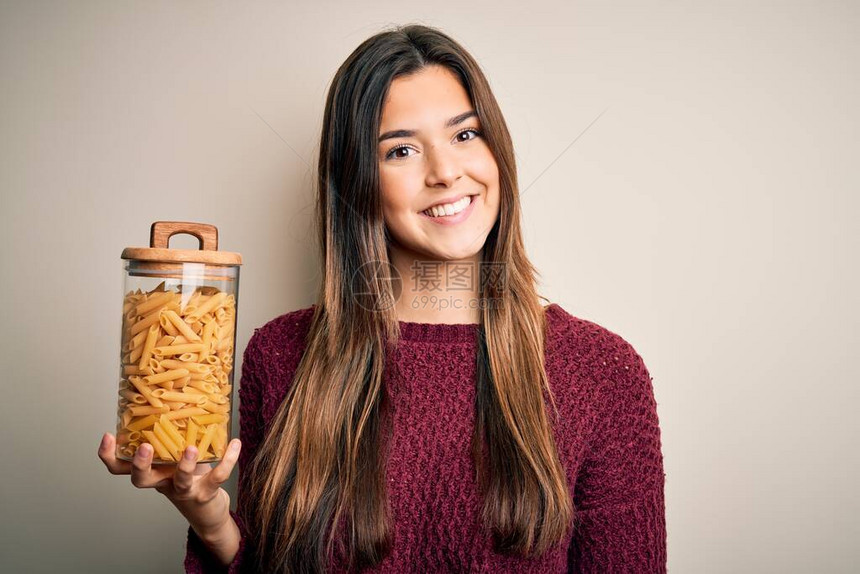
[121,221,243,268]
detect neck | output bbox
[388,243,483,325]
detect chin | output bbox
[426,245,483,262]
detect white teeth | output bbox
[423,195,472,218]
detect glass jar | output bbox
[116,221,242,465]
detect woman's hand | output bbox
[97,432,242,542]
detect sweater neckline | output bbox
[305,304,558,343]
[395,304,559,343]
[396,318,481,343]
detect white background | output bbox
[1,1,857,572]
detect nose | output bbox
[424,143,463,188]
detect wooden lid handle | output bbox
[150,221,219,251]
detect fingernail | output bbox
[229,440,240,452]
[184,447,196,460]
[139,444,150,457]
[100,434,109,449]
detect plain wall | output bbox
[1,1,857,572]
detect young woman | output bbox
[99,24,667,573]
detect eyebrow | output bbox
[378,110,478,143]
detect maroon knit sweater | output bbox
[184,303,667,573]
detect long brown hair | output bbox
[241,23,573,573]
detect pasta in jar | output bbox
[116,282,236,464]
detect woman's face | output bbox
[377,65,500,262]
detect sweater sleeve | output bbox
[184,331,267,573]
[567,337,667,573]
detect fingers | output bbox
[130,443,154,487]
[205,439,241,488]
[97,433,132,475]
[130,443,173,488]
[101,432,239,496]
[171,446,199,493]
[100,433,174,490]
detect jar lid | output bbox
[121,221,243,266]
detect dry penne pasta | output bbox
[153,343,206,356]
[129,405,170,416]
[151,389,208,405]
[159,359,211,373]
[136,291,176,315]
[196,423,218,461]
[163,309,202,342]
[163,407,208,420]
[155,335,175,347]
[138,324,160,370]
[127,414,159,432]
[118,388,147,404]
[187,291,227,323]
[115,283,236,464]
[144,368,190,385]
[153,423,182,460]
[128,376,164,408]
[130,302,179,338]
[141,429,173,461]
[212,424,227,455]
[158,415,186,450]
[185,419,199,447]
[191,413,228,426]
[201,400,230,414]
[124,330,148,353]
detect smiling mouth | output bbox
[420,194,477,218]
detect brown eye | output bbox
[455,128,482,142]
[385,145,414,160]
